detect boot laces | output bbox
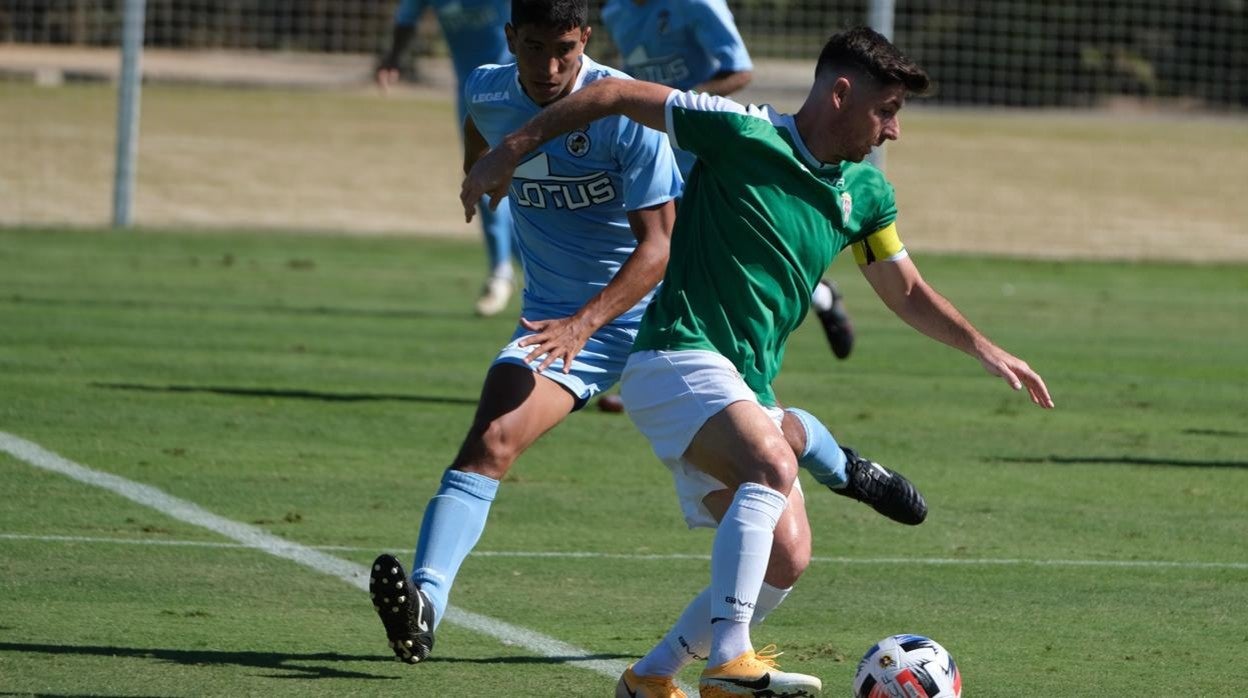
[753,644,784,669]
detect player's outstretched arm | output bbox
[460,78,675,222]
[861,256,1055,408]
[518,200,676,373]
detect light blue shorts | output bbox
[493,321,638,410]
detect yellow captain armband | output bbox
[850,222,906,265]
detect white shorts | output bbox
[620,349,803,528]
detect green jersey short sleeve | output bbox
[635,90,904,405]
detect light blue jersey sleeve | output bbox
[689,0,752,74]
[615,115,684,212]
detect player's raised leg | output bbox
[783,407,927,525]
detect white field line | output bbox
[0,431,649,689]
[1,532,1246,571]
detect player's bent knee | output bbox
[749,456,799,494]
[452,423,523,478]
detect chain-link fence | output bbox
[4,0,1244,108]
[2,1,1246,259]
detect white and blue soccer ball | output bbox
[853,634,962,698]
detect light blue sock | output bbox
[411,469,499,628]
[479,195,516,275]
[786,407,848,488]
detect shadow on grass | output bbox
[0,641,631,680]
[0,641,395,680]
[430,652,633,665]
[3,294,473,321]
[0,693,170,698]
[1181,428,1248,438]
[990,455,1248,469]
[92,382,477,406]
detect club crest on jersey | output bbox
[565,130,591,157]
[840,191,853,224]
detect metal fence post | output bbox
[866,0,895,172]
[112,0,146,228]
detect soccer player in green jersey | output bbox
[463,27,1053,697]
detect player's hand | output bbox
[977,346,1054,408]
[516,316,594,374]
[461,147,515,223]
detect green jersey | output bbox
[633,91,902,405]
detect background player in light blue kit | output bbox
[377,0,519,316]
[601,0,857,362]
[602,0,753,108]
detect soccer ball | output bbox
[853,634,962,698]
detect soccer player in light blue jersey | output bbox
[377,0,519,316]
[601,0,858,366]
[369,0,682,666]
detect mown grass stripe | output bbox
[0,431,652,687]
[1,532,1244,570]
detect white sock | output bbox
[707,483,787,666]
[810,281,834,311]
[753,582,791,625]
[634,582,792,678]
[709,620,751,667]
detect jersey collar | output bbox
[774,112,843,176]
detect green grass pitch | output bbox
[1,226,1245,696]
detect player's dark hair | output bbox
[511,0,587,31]
[815,27,929,94]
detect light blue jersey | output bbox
[466,56,682,400]
[466,56,682,325]
[601,0,752,92]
